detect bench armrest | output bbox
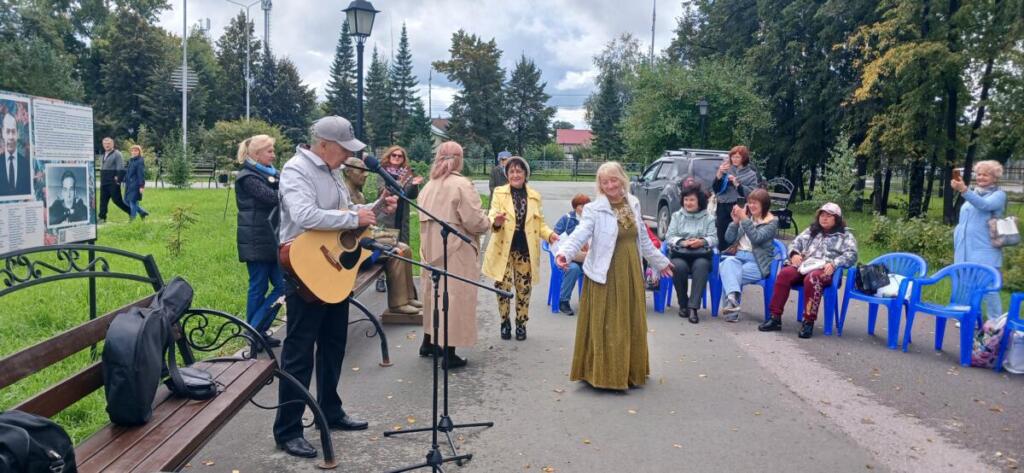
[179,308,277,364]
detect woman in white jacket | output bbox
[556,162,673,390]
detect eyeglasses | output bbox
[390,153,405,158]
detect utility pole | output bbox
[650,0,656,65]
[182,0,188,156]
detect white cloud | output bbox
[554,107,588,130]
[556,69,597,90]
[414,84,459,118]
[157,1,684,103]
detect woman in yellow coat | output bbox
[482,156,559,341]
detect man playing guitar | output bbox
[273,116,397,459]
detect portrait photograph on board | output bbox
[45,165,90,228]
[0,95,32,200]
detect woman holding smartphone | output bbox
[713,146,762,251]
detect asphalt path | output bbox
[194,180,1023,472]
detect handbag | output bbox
[670,241,712,259]
[988,215,1020,248]
[855,263,890,295]
[797,257,827,275]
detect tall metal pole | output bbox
[245,7,251,120]
[356,38,365,141]
[182,0,188,155]
[650,0,656,65]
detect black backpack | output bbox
[855,263,890,295]
[0,410,76,473]
[157,279,219,401]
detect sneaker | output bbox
[798,322,814,339]
[558,301,575,316]
[375,277,387,293]
[758,317,782,332]
[722,293,741,314]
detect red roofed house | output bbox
[556,129,594,156]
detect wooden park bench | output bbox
[0,244,348,471]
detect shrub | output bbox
[811,132,861,210]
[867,214,953,267]
[203,119,293,169]
[1002,247,1024,292]
[161,134,192,189]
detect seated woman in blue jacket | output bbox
[553,193,591,315]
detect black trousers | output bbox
[272,292,351,443]
[98,182,130,219]
[670,254,712,309]
[714,203,734,251]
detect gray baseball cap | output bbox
[311,116,365,152]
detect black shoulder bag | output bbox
[855,263,890,295]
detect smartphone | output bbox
[736,197,746,208]
[952,168,962,180]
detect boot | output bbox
[798,321,814,339]
[758,317,782,332]
[500,320,512,340]
[441,347,467,370]
[688,308,699,324]
[515,323,527,341]
[419,334,440,357]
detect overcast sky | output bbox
[158,0,686,129]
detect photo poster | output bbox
[0,90,95,254]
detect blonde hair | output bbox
[130,145,142,153]
[236,134,276,164]
[973,160,1004,180]
[382,145,411,171]
[430,141,464,180]
[595,162,631,198]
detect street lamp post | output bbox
[343,0,379,143]
[698,98,709,148]
[225,0,260,120]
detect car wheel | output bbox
[657,205,670,241]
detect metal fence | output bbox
[462,159,644,177]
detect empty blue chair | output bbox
[542,240,582,313]
[658,244,719,315]
[902,263,1001,366]
[839,253,927,349]
[995,293,1024,372]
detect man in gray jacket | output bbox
[98,137,130,222]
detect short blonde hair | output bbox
[130,145,142,153]
[595,162,631,198]
[973,160,1003,180]
[430,141,464,180]
[236,134,276,164]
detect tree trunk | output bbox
[854,154,868,212]
[795,165,805,200]
[907,159,927,218]
[872,165,884,213]
[808,165,818,196]
[949,56,995,224]
[942,0,963,225]
[924,151,938,213]
[880,164,893,216]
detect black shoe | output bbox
[419,334,441,357]
[277,437,317,458]
[758,317,782,332]
[442,347,467,370]
[500,320,512,340]
[688,308,699,324]
[324,414,369,431]
[678,307,687,318]
[559,301,575,315]
[263,334,282,348]
[515,324,527,341]
[375,277,387,293]
[798,322,814,339]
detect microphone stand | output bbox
[369,245,509,473]
[374,180,499,472]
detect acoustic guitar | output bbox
[279,197,388,304]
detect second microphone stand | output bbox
[373,179,504,472]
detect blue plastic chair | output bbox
[543,240,583,313]
[839,253,927,349]
[658,244,720,315]
[902,263,1001,366]
[995,293,1024,372]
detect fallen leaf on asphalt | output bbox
[866,465,874,470]
[627,409,637,415]
[387,395,394,400]
[233,470,240,473]
[397,379,404,383]
[672,443,682,449]
[990,406,1004,413]
[996,452,1003,458]
[407,416,416,424]
[543,467,555,472]
[202,460,214,466]
[457,434,465,442]
[582,439,591,444]
[659,377,665,384]
[730,427,738,432]
[698,374,707,379]
[754,411,762,416]
[352,367,360,371]
[553,388,565,394]
[370,436,379,441]
[669,410,676,414]
[406,332,417,340]
[860,418,875,425]
[393,425,403,431]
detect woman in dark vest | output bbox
[235,134,283,346]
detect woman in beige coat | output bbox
[417,141,493,369]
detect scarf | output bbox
[246,158,277,176]
[384,164,409,183]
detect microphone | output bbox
[359,237,395,254]
[363,155,406,198]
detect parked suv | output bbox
[630,149,729,239]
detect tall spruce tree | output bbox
[252,54,316,145]
[504,54,555,155]
[389,24,419,139]
[364,47,395,148]
[590,71,624,159]
[324,22,358,120]
[215,12,262,121]
[432,30,508,153]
